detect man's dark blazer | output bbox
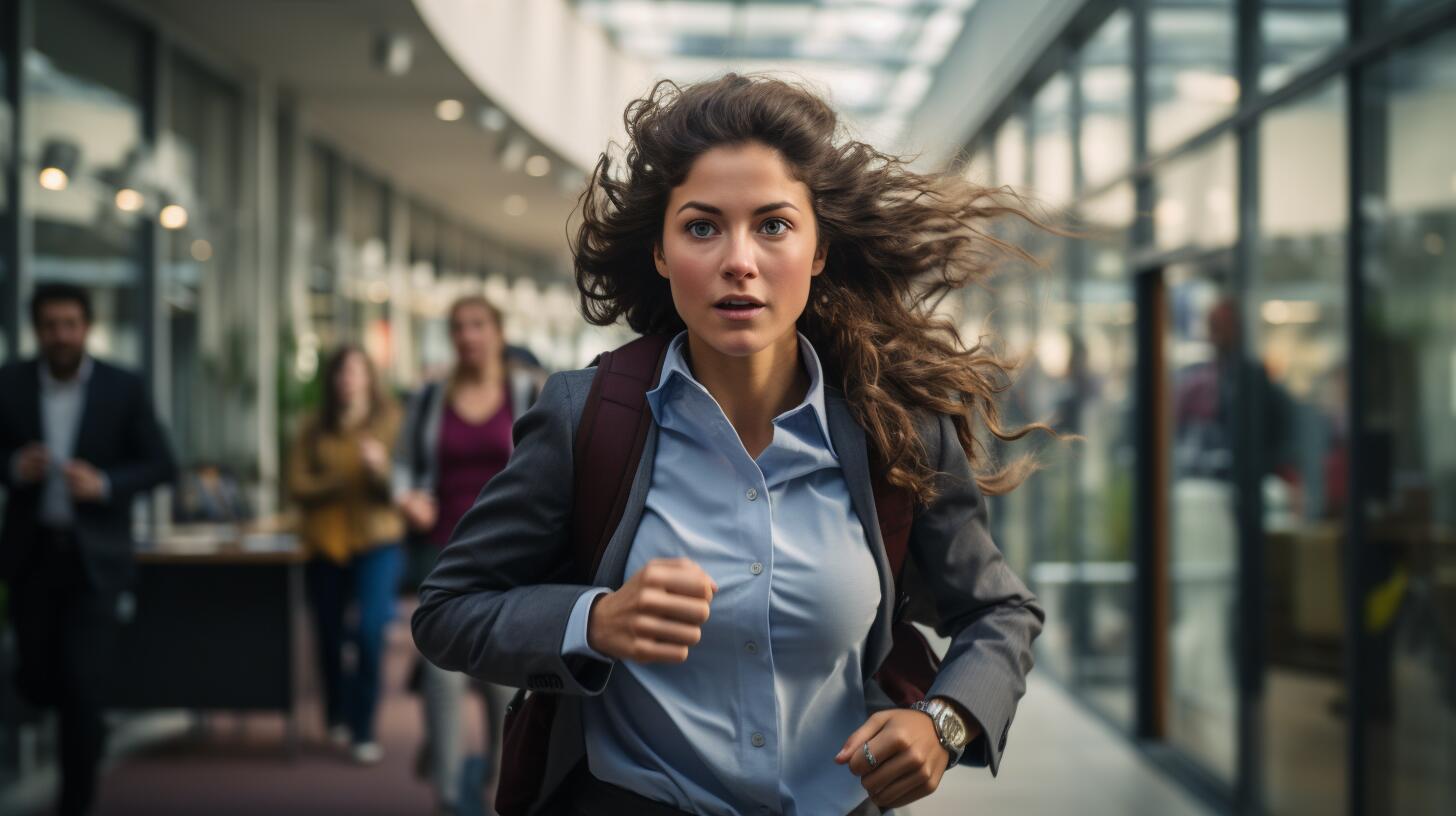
[0,358,176,593]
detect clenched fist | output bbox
[587,557,717,664]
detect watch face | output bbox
[938,710,968,748]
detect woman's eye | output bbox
[760,218,789,236]
[687,221,716,238]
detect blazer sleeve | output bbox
[391,384,432,500]
[909,411,1044,776]
[411,371,611,696]
[102,372,177,504]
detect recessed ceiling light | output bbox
[38,167,69,191]
[115,188,144,212]
[504,195,528,217]
[436,99,465,122]
[160,204,189,230]
[524,155,551,178]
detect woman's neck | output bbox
[684,330,808,458]
[453,356,503,389]
[340,397,370,429]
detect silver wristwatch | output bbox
[912,697,970,768]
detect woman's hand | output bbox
[587,558,717,663]
[359,438,390,478]
[836,707,961,809]
[398,490,438,532]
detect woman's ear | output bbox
[811,241,828,277]
[654,242,669,279]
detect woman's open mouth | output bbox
[713,297,765,321]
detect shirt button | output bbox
[746,487,758,501]
[750,562,763,575]
[745,641,758,654]
[751,732,766,748]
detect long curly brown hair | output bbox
[573,74,1053,502]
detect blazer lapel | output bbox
[826,391,897,679]
[22,360,45,442]
[593,422,660,588]
[71,363,106,462]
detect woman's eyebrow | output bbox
[675,200,801,216]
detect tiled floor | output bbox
[901,675,1218,816]
[5,616,1216,816]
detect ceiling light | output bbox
[115,188,144,212]
[38,140,80,191]
[497,134,529,173]
[478,105,508,133]
[38,167,69,191]
[160,204,189,230]
[524,155,551,178]
[190,239,213,262]
[373,33,413,77]
[436,99,465,122]
[503,195,528,217]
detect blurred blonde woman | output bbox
[395,296,542,813]
[289,345,403,765]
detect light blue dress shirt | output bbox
[561,332,882,815]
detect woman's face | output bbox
[334,351,372,406]
[450,303,502,369]
[656,141,825,360]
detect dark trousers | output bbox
[10,532,120,816]
[306,543,401,744]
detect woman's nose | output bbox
[720,233,757,280]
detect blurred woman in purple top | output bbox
[394,295,543,814]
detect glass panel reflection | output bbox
[1256,78,1349,816]
[25,0,146,365]
[1074,183,1138,728]
[1080,10,1134,190]
[1362,28,1456,815]
[163,53,251,489]
[1155,134,1238,252]
[1261,0,1347,92]
[1031,73,1073,207]
[1165,260,1239,784]
[1148,0,1238,155]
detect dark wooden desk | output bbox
[111,527,308,756]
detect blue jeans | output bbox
[307,543,402,744]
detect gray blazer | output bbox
[412,368,1043,813]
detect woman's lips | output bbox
[713,302,765,321]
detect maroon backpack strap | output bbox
[571,334,673,582]
[869,453,915,583]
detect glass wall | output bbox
[1080,9,1134,190]
[162,52,252,483]
[1075,182,1139,728]
[25,0,146,365]
[1256,77,1349,816]
[1147,0,1237,155]
[1361,27,1456,815]
[957,1,1456,812]
[1261,0,1346,91]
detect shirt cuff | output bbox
[562,587,613,662]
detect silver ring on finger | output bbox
[862,741,879,770]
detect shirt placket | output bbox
[704,400,782,814]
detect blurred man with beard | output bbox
[0,283,175,815]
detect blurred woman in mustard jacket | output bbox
[289,345,403,765]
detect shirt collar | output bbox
[646,331,837,458]
[39,355,94,390]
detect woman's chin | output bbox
[688,323,791,361]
